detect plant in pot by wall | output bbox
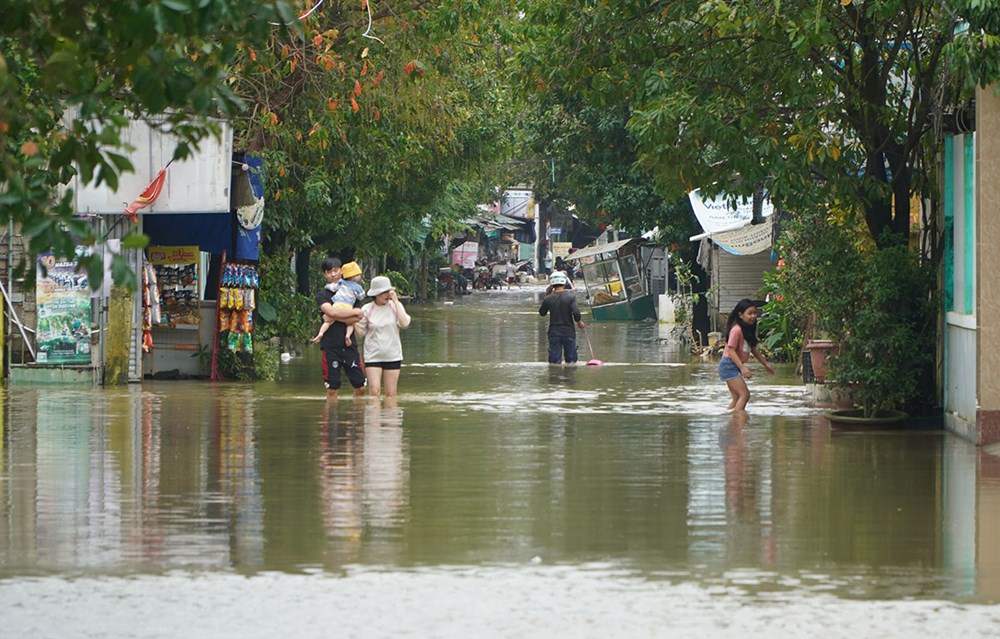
[776,209,936,421]
[771,206,865,373]
[826,244,935,420]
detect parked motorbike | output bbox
[436,269,455,292]
[437,268,472,294]
[490,262,509,287]
[474,269,495,290]
[489,271,505,289]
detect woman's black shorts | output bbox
[365,360,401,370]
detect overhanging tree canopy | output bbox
[515,0,1000,248]
[1,0,516,288]
[228,0,515,266]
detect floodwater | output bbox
[3,285,1000,638]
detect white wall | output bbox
[68,114,233,215]
[946,317,978,432]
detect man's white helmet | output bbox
[550,272,569,287]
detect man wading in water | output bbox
[538,272,585,364]
[316,257,366,400]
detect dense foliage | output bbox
[513,92,698,243]
[514,0,1000,249]
[229,1,516,269]
[0,1,516,295]
[4,0,1000,367]
[512,0,997,410]
[774,207,936,415]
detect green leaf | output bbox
[257,299,278,322]
[121,233,150,249]
[106,152,134,173]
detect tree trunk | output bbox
[890,161,912,241]
[295,247,312,295]
[862,146,911,249]
[419,250,429,300]
[689,256,710,346]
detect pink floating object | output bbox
[582,327,603,367]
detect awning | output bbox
[689,220,751,241]
[565,238,642,261]
[144,213,232,255]
[687,188,774,255]
[689,217,774,256]
[462,215,521,232]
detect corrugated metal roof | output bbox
[494,213,525,226]
[463,215,522,231]
[565,238,642,261]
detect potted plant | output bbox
[775,209,936,426]
[825,244,935,424]
[805,338,835,383]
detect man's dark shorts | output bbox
[322,346,366,389]
[548,334,578,364]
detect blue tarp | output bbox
[235,156,264,261]
[144,213,232,255]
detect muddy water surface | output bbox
[2,286,1000,637]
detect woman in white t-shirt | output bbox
[356,275,412,398]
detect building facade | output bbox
[944,85,1000,445]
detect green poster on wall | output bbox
[36,252,92,365]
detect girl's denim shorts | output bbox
[719,356,742,382]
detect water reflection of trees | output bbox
[317,398,407,568]
[772,418,944,575]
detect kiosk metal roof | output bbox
[564,238,643,261]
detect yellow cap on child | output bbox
[341,261,362,279]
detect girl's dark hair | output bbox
[725,298,759,348]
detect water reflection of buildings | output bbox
[977,450,1000,600]
[5,389,129,569]
[0,386,264,573]
[944,437,1000,601]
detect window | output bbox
[619,254,644,300]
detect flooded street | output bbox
[3,286,1000,637]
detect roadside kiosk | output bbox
[565,238,657,321]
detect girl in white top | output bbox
[356,275,412,398]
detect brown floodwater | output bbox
[3,285,1000,637]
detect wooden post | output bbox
[0,283,4,380]
[209,251,226,381]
